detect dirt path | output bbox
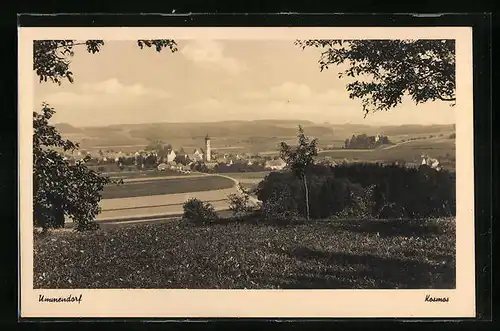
[381,140,414,150]
[213,174,261,205]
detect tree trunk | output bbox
[303,175,310,221]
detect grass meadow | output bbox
[34,217,455,289]
[318,138,455,170]
[101,176,235,199]
[106,169,198,180]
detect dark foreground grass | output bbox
[33,217,455,289]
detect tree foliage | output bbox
[279,126,318,221]
[34,39,178,85]
[32,39,177,231]
[344,133,391,149]
[295,39,456,116]
[33,104,122,231]
[279,126,319,179]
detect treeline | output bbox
[85,154,160,171]
[344,134,391,149]
[255,163,456,220]
[214,162,267,173]
[191,161,268,174]
[145,140,173,158]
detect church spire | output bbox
[205,134,211,161]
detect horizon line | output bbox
[54,119,456,129]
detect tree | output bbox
[33,39,177,230]
[34,39,178,85]
[295,39,455,116]
[279,126,318,221]
[33,104,122,231]
[145,139,164,152]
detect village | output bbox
[61,132,443,175]
[62,134,290,174]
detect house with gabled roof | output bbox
[166,148,177,163]
[265,158,287,170]
[189,148,204,162]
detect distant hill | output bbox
[52,120,455,152]
[53,123,83,133]
[377,124,455,136]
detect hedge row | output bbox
[255,163,456,220]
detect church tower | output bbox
[205,134,211,161]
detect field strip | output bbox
[66,172,263,225]
[317,138,440,155]
[96,201,231,221]
[122,173,210,182]
[103,198,229,212]
[101,217,179,226]
[97,213,183,223]
[381,140,414,150]
[100,187,238,209]
[119,173,212,184]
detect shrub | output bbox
[255,171,361,220]
[228,192,254,217]
[256,163,456,220]
[260,186,300,224]
[190,161,211,173]
[336,184,376,219]
[330,163,456,218]
[215,162,266,173]
[182,198,218,225]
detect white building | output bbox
[265,158,287,170]
[190,149,204,162]
[421,154,441,170]
[166,149,177,163]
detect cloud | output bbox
[181,40,247,75]
[241,81,345,104]
[41,78,172,107]
[270,82,312,100]
[187,97,223,111]
[80,78,171,99]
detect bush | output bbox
[182,198,218,225]
[228,192,255,217]
[215,162,266,173]
[260,186,300,224]
[335,184,376,219]
[255,171,361,220]
[331,163,456,218]
[255,163,456,220]
[190,161,211,173]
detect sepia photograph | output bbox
[19,26,475,318]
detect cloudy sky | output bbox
[34,40,456,127]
